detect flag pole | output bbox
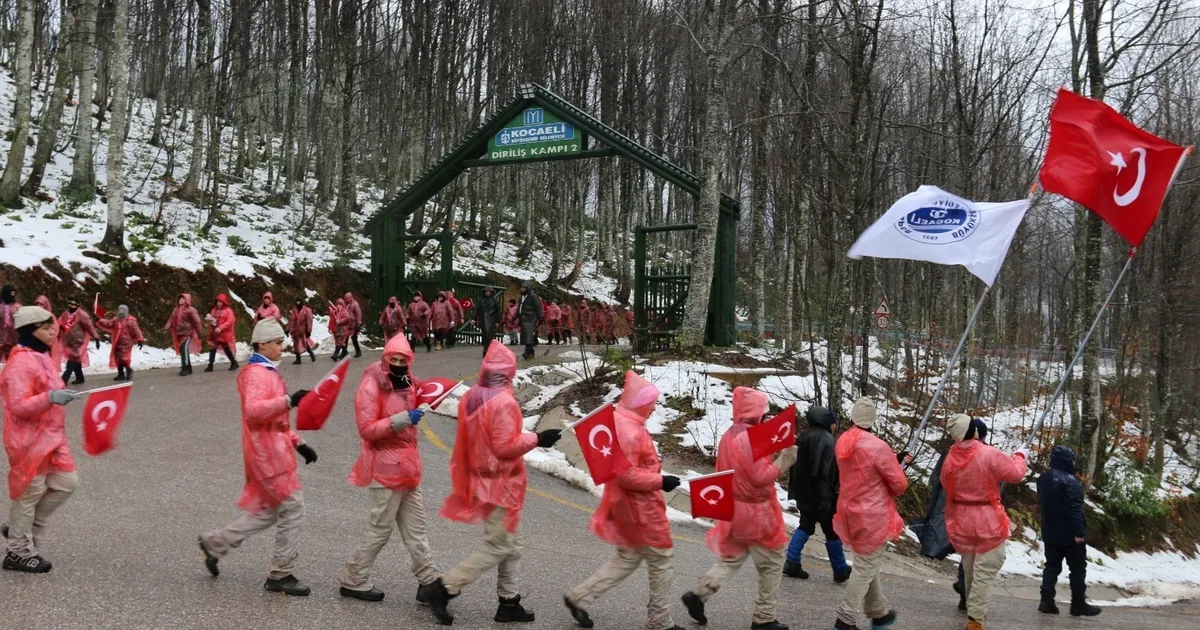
[905,286,990,454]
[80,382,134,395]
[1021,248,1136,450]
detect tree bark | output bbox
[24,0,75,196]
[99,0,129,253]
[0,0,37,207]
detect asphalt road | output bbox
[1,345,1195,630]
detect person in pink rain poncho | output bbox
[430,292,452,352]
[563,371,686,630]
[329,298,351,361]
[97,305,145,382]
[1,306,82,573]
[205,293,239,372]
[288,297,317,364]
[344,292,364,358]
[163,293,203,376]
[378,296,407,342]
[255,292,281,323]
[406,292,432,353]
[680,387,797,630]
[339,333,438,603]
[421,341,562,626]
[0,284,22,361]
[198,318,317,596]
[58,298,97,385]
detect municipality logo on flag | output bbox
[849,185,1029,287]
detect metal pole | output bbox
[905,286,990,454]
[1021,250,1137,449]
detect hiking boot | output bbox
[308,351,316,362]
[204,363,215,372]
[965,619,985,630]
[1038,595,1058,614]
[563,596,594,628]
[783,561,809,579]
[179,367,189,376]
[1,523,7,538]
[228,360,239,371]
[421,578,454,625]
[197,538,219,576]
[1070,598,1101,617]
[833,620,859,630]
[264,574,310,596]
[71,377,85,384]
[354,351,362,358]
[494,595,535,622]
[3,552,52,573]
[125,368,133,381]
[292,357,302,365]
[871,610,897,628]
[751,622,789,630]
[834,567,852,583]
[682,591,707,624]
[340,586,384,602]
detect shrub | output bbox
[227,234,254,257]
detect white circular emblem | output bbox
[895,197,980,245]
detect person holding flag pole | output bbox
[679,387,797,630]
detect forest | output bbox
[0,0,1197,493]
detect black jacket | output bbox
[518,290,542,327]
[909,448,954,559]
[1037,446,1086,546]
[476,293,502,332]
[789,407,839,515]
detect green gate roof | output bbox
[363,83,740,233]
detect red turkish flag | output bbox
[82,383,132,455]
[570,404,631,485]
[689,470,735,521]
[296,358,350,430]
[93,292,106,319]
[415,377,462,409]
[1039,88,1190,246]
[747,404,797,460]
[460,298,474,310]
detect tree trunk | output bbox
[182,0,211,198]
[0,0,37,207]
[24,0,75,196]
[99,0,129,253]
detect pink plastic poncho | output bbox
[59,308,96,367]
[97,315,145,367]
[706,386,788,556]
[164,293,203,355]
[832,426,908,553]
[941,439,1028,554]
[344,293,363,330]
[207,295,236,348]
[406,293,432,340]
[1,346,76,499]
[0,300,20,361]
[446,290,463,326]
[256,292,281,322]
[288,305,315,352]
[33,296,63,365]
[348,334,423,491]
[235,363,302,512]
[440,341,538,533]
[430,293,451,333]
[589,371,672,550]
[330,299,351,345]
[378,297,406,340]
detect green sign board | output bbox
[486,107,582,162]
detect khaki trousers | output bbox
[961,543,1007,622]
[7,470,78,557]
[441,507,523,599]
[693,544,785,624]
[567,545,676,630]
[341,484,439,590]
[202,491,305,580]
[836,544,890,626]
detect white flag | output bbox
[848,186,1029,287]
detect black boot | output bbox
[198,538,219,576]
[563,596,594,628]
[3,551,52,573]
[340,586,385,602]
[833,621,859,630]
[228,359,239,371]
[420,578,454,625]
[750,621,789,630]
[870,610,897,628]
[124,367,133,381]
[682,591,707,624]
[114,366,125,381]
[782,561,809,579]
[308,349,316,362]
[955,580,967,611]
[292,354,302,365]
[264,574,311,596]
[834,567,852,583]
[494,595,535,622]
[1070,598,1101,617]
[1039,595,1059,614]
[204,363,215,372]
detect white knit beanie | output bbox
[850,396,877,429]
[13,306,54,329]
[947,413,972,442]
[251,317,285,344]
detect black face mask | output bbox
[68,306,78,313]
[17,326,50,354]
[389,364,411,389]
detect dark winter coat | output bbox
[518,290,543,343]
[908,448,955,560]
[1037,446,1086,546]
[790,406,839,516]
[475,293,502,333]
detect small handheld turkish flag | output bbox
[93,292,107,319]
[415,377,462,409]
[689,470,735,521]
[296,358,350,430]
[461,298,474,310]
[747,404,797,460]
[82,382,132,455]
[1039,88,1190,246]
[570,404,631,485]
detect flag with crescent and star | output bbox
[296,358,351,430]
[747,404,797,460]
[82,383,132,455]
[1039,88,1191,247]
[688,470,735,521]
[415,377,462,410]
[569,404,631,485]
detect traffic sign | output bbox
[876,314,891,329]
[873,297,890,316]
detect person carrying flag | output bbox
[681,386,797,630]
[563,371,684,630]
[1,306,82,573]
[164,293,203,376]
[339,333,438,603]
[59,299,97,385]
[421,341,562,626]
[97,305,145,382]
[198,317,317,596]
[205,294,239,372]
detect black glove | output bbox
[296,443,318,465]
[661,475,681,492]
[95,338,101,349]
[536,428,562,448]
[289,389,310,408]
[137,343,143,350]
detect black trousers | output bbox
[798,511,839,541]
[208,344,236,365]
[1041,543,1087,600]
[61,360,84,383]
[481,326,495,354]
[351,328,361,355]
[179,338,192,368]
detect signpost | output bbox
[873,296,891,330]
[486,107,583,163]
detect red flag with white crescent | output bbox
[82,383,132,455]
[570,404,631,485]
[747,404,797,460]
[414,377,462,409]
[93,292,107,319]
[689,470,735,521]
[296,358,350,430]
